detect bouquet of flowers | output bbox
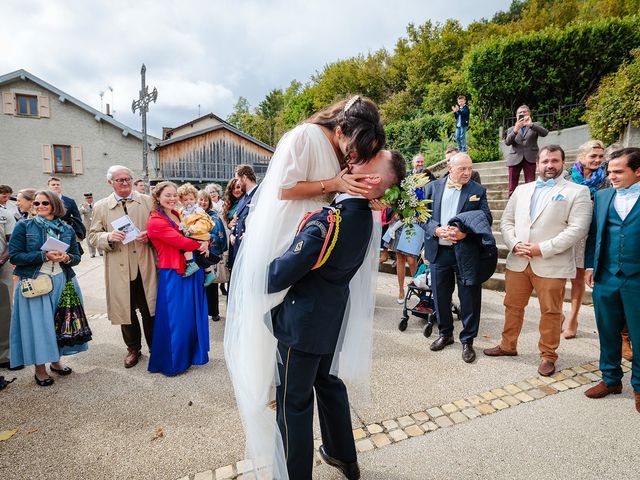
[381,173,432,236]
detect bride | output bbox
[224,95,386,478]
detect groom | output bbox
[267,150,404,480]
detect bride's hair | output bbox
[307,95,385,165]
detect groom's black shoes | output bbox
[319,445,361,480]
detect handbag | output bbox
[54,279,92,346]
[21,275,53,298]
[213,252,230,284]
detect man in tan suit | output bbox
[484,145,592,376]
[89,165,158,368]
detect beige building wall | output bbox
[0,79,158,204]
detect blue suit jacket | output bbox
[421,178,492,264]
[268,198,372,355]
[585,188,640,280]
[62,195,81,223]
[231,187,256,253]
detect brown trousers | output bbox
[501,266,566,362]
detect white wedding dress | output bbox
[224,123,380,479]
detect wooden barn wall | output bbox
[159,129,272,182]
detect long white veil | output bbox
[224,124,380,479]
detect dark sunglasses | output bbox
[32,201,51,206]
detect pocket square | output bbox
[552,193,566,201]
[469,195,480,201]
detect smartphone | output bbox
[517,114,525,120]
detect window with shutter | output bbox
[41,144,53,173]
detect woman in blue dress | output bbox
[9,190,88,386]
[146,181,210,376]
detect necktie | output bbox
[120,198,129,214]
[446,178,462,191]
[616,182,640,197]
[535,178,556,189]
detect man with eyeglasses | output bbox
[88,165,158,368]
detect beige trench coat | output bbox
[88,191,158,325]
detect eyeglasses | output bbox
[113,177,132,184]
[33,201,51,206]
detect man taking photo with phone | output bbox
[505,105,549,196]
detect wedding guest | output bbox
[229,165,257,271]
[504,105,549,196]
[484,145,592,376]
[134,179,146,194]
[0,185,20,220]
[8,190,88,386]
[88,165,158,368]
[562,140,608,339]
[221,178,243,228]
[79,193,103,258]
[15,189,36,220]
[198,190,227,322]
[147,182,209,376]
[604,143,633,362]
[0,203,16,370]
[47,177,84,240]
[421,153,493,363]
[584,147,640,413]
[204,183,224,213]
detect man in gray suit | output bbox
[505,105,549,196]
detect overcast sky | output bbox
[2,0,511,138]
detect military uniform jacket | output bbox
[268,198,373,355]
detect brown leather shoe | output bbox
[635,392,640,413]
[124,349,141,368]
[622,331,633,362]
[584,381,622,398]
[537,359,556,377]
[483,345,518,357]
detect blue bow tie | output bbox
[616,183,640,196]
[535,178,556,189]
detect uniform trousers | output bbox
[276,341,356,480]
[593,269,640,392]
[121,270,154,351]
[501,266,566,361]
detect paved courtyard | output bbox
[1,255,638,480]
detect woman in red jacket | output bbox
[146,181,210,376]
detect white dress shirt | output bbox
[613,183,640,221]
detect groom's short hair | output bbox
[366,150,405,198]
[235,164,256,183]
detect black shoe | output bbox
[0,362,23,370]
[50,365,73,375]
[210,315,221,322]
[430,336,454,351]
[319,445,360,480]
[34,374,54,387]
[462,343,476,363]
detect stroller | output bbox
[398,261,460,337]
